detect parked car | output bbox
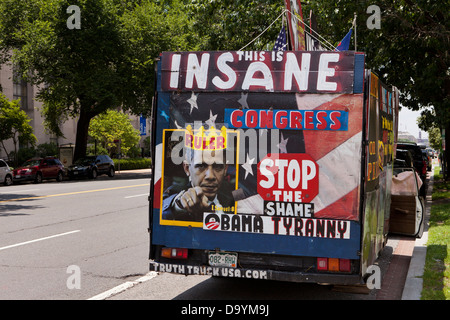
[394,149,413,168]
[0,159,13,186]
[13,157,65,183]
[396,142,428,197]
[421,149,432,171]
[67,155,115,179]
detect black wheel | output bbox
[4,174,13,186]
[56,171,63,182]
[108,166,115,177]
[34,172,42,184]
[90,168,98,179]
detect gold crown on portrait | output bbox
[184,125,227,151]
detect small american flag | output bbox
[272,26,287,51]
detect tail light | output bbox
[339,258,352,272]
[317,258,352,273]
[161,247,188,259]
[422,161,427,175]
[317,257,328,271]
[328,258,340,271]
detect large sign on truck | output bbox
[149,50,398,285]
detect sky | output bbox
[398,107,428,139]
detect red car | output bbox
[13,157,65,184]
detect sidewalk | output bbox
[107,168,151,180]
[376,168,433,300]
[376,236,416,300]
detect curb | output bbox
[63,169,151,182]
[102,168,151,180]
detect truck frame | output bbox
[148,50,399,285]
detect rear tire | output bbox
[4,174,13,186]
[108,166,115,177]
[90,168,98,179]
[34,172,42,184]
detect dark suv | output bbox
[397,142,428,196]
[13,157,65,183]
[67,155,115,179]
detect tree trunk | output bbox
[445,122,450,180]
[73,110,96,162]
[12,133,18,167]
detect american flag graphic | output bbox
[154,92,364,222]
[234,93,363,221]
[300,93,363,221]
[272,26,287,51]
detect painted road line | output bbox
[0,184,149,203]
[0,230,81,252]
[124,193,149,199]
[88,272,158,300]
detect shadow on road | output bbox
[0,193,45,217]
[172,276,376,300]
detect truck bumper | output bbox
[149,261,362,285]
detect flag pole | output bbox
[284,10,291,50]
[353,13,357,51]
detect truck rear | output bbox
[148,50,398,285]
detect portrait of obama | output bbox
[162,146,235,222]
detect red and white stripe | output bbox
[152,143,163,209]
[237,94,364,221]
[298,93,364,221]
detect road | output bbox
[0,171,421,300]
[0,176,150,299]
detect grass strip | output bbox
[421,165,450,300]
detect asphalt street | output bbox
[0,167,430,301]
[0,175,150,299]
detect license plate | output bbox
[73,171,78,175]
[208,251,237,268]
[15,175,21,178]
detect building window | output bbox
[13,70,28,110]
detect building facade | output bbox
[0,61,78,161]
[1,61,149,162]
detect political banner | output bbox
[160,51,355,93]
[154,51,365,237]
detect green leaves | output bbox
[88,110,140,157]
[189,0,282,51]
[0,93,37,165]
[1,0,447,159]
[118,0,198,116]
[0,0,197,158]
[304,0,449,129]
[0,93,36,144]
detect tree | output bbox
[2,0,447,168]
[0,93,37,165]
[301,0,449,177]
[428,127,442,151]
[187,0,283,51]
[191,0,449,176]
[118,0,202,116]
[0,0,197,161]
[88,110,140,157]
